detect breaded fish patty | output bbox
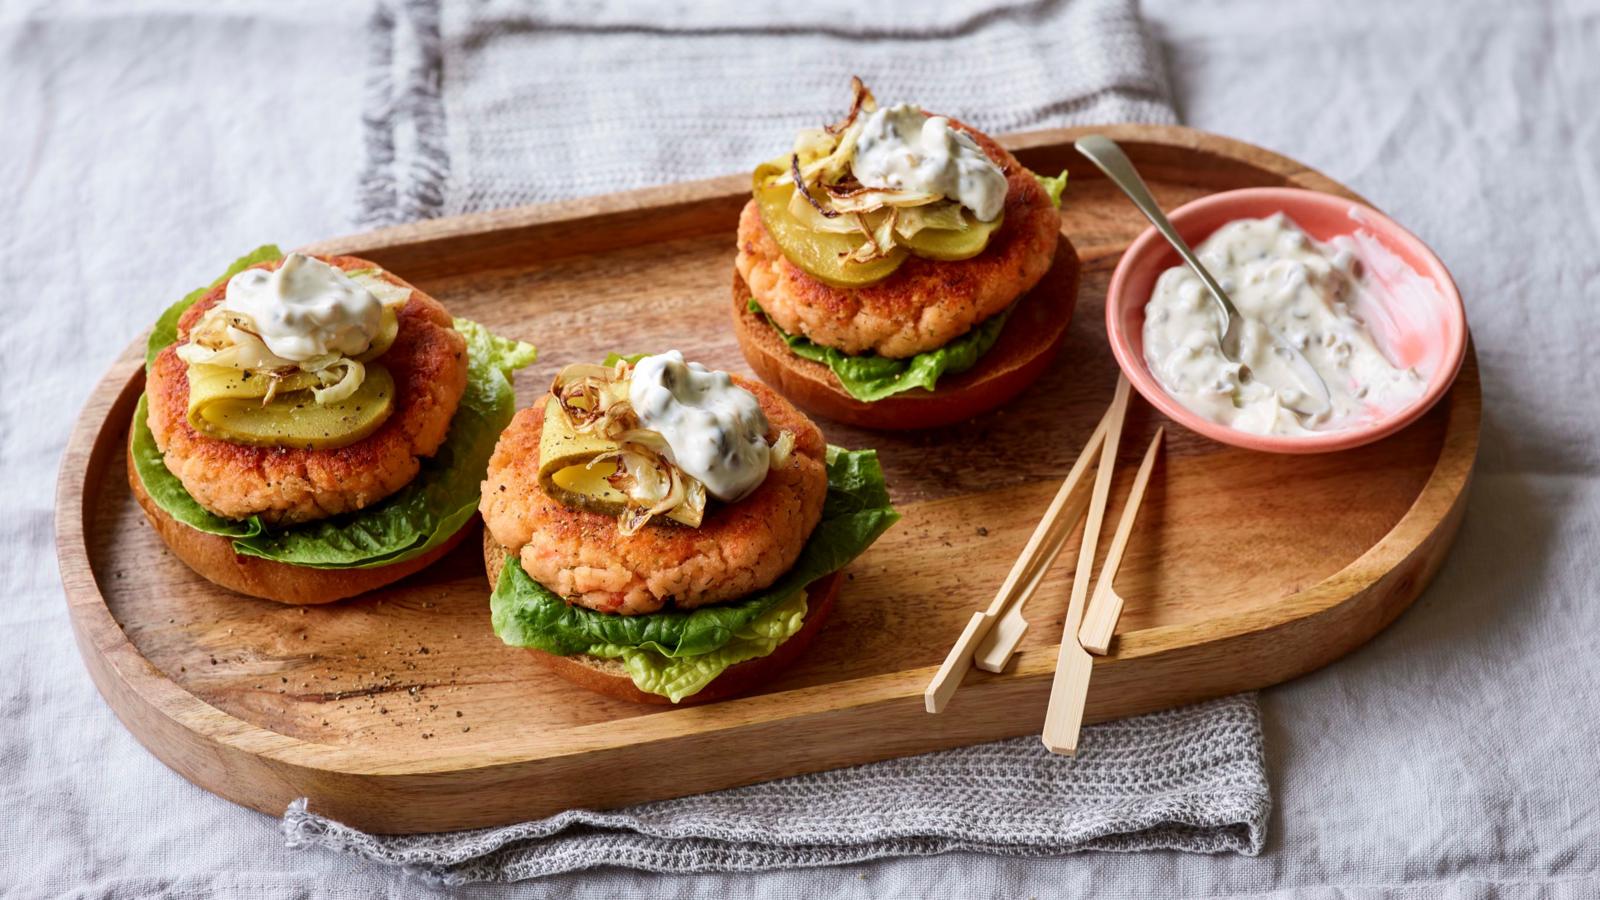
[145,255,468,526]
[735,120,1060,359]
[480,379,828,615]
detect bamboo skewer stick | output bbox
[1041,375,1131,755]
[923,416,1109,713]
[972,413,1112,674]
[922,611,989,714]
[1079,428,1165,655]
[923,396,1122,713]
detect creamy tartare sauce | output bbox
[223,253,384,362]
[851,104,1008,222]
[1142,214,1426,435]
[629,351,771,502]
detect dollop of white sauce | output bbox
[222,253,384,362]
[1142,214,1427,436]
[851,104,1008,222]
[629,351,771,502]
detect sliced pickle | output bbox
[536,399,702,527]
[753,161,906,288]
[355,305,400,362]
[187,365,321,403]
[187,364,395,450]
[899,208,1004,261]
[547,458,700,527]
[752,159,1003,279]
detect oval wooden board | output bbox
[57,125,1479,834]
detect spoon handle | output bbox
[1073,135,1241,322]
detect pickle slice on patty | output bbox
[753,160,1002,280]
[536,398,704,527]
[186,363,395,450]
[354,304,400,362]
[753,162,906,288]
[899,208,1003,261]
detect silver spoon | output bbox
[1073,134,1332,420]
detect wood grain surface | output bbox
[56,124,1479,833]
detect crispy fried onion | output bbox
[791,153,838,219]
[773,77,970,263]
[174,269,407,407]
[591,446,705,536]
[550,360,636,439]
[769,429,796,469]
[826,75,872,135]
[177,310,372,405]
[550,360,794,536]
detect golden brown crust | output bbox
[127,441,472,604]
[731,238,1080,430]
[145,255,469,526]
[479,376,828,615]
[736,119,1060,358]
[483,535,841,706]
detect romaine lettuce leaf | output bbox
[131,248,536,569]
[490,446,897,660]
[1034,169,1069,209]
[588,590,810,703]
[129,393,265,539]
[748,300,1008,403]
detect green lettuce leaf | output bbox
[748,300,1008,403]
[1034,169,1069,209]
[146,245,283,371]
[588,590,810,703]
[131,249,537,569]
[129,393,265,539]
[491,445,898,660]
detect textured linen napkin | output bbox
[285,0,1269,881]
[284,696,1266,883]
[357,0,1177,225]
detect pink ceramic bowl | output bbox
[1106,187,1468,454]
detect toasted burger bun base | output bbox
[732,238,1080,430]
[128,445,471,605]
[484,534,841,706]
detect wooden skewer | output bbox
[1041,374,1131,755]
[971,414,1111,674]
[923,610,992,714]
[924,414,1109,713]
[1079,427,1165,655]
[923,394,1124,712]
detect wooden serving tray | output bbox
[56,125,1479,834]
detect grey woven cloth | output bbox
[284,0,1268,882]
[358,0,1176,226]
[284,696,1268,883]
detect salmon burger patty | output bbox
[480,380,828,615]
[145,255,469,526]
[735,120,1060,359]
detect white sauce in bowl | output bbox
[629,351,771,502]
[1142,214,1427,436]
[851,104,1008,222]
[223,253,383,362]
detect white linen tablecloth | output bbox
[4,0,1598,896]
